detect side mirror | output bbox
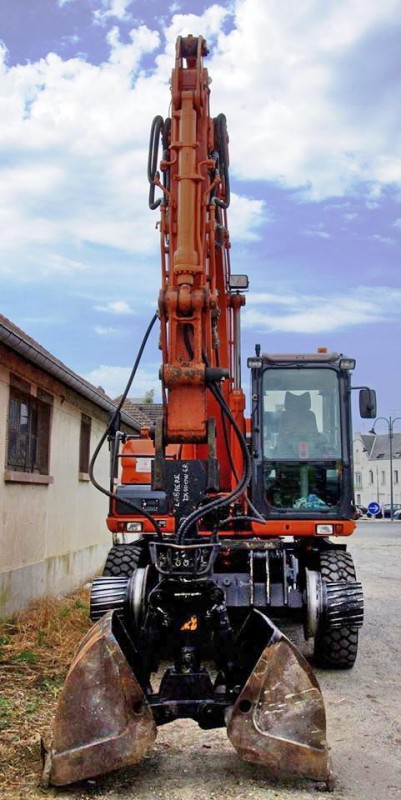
[359,388,377,419]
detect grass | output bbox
[0,588,92,798]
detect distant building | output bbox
[0,314,140,615]
[353,431,401,509]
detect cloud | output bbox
[0,0,400,291]
[94,0,133,25]
[94,325,123,336]
[227,193,267,241]
[94,300,135,314]
[243,286,401,334]
[303,227,331,239]
[0,19,267,282]
[84,363,160,399]
[201,0,401,199]
[371,234,396,245]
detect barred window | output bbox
[7,381,52,474]
[79,414,91,474]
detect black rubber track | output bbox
[314,550,359,670]
[102,541,146,577]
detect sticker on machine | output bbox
[136,457,153,472]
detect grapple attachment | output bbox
[227,613,329,781]
[45,611,156,786]
[44,595,330,787]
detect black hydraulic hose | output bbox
[177,380,252,543]
[213,114,230,209]
[183,323,194,360]
[148,115,164,210]
[212,356,264,523]
[220,389,239,482]
[211,380,252,491]
[213,349,240,484]
[89,313,163,539]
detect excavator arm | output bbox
[156,35,230,443]
[150,35,246,502]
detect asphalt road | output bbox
[317,520,401,800]
[49,521,401,800]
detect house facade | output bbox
[353,431,401,510]
[0,314,139,616]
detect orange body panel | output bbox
[250,519,356,537]
[120,438,180,485]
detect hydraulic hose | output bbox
[209,382,265,524]
[177,379,252,543]
[89,313,163,539]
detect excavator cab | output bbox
[248,351,376,525]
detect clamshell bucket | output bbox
[43,603,329,787]
[227,610,330,782]
[44,611,157,786]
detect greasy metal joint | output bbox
[162,363,206,387]
[161,286,210,317]
[229,293,246,309]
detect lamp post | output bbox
[369,416,401,521]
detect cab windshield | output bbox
[262,367,342,512]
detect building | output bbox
[0,314,140,616]
[353,431,401,509]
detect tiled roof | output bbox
[0,313,140,430]
[368,432,401,460]
[115,397,163,427]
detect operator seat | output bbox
[276,391,318,456]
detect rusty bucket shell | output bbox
[227,632,330,782]
[45,611,157,786]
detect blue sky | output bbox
[0,0,400,430]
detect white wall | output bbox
[353,433,401,509]
[0,367,113,616]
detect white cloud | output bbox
[243,286,401,333]
[94,325,123,336]
[371,234,396,246]
[227,193,267,241]
[94,0,133,25]
[95,300,135,314]
[200,0,401,199]
[0,0,400,287]
[303,227,331,239]
[84,363,160,399]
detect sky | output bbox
[0,0,400,432]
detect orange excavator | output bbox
[44,36,376,788]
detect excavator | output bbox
[43,36,376,788]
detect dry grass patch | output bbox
[0,588,92,798]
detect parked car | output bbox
[355,505,368,518]
[393,509,401,520]
[382,503,401,518]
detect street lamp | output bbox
[369,416,401,521]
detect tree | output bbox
[143,389,155,404]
